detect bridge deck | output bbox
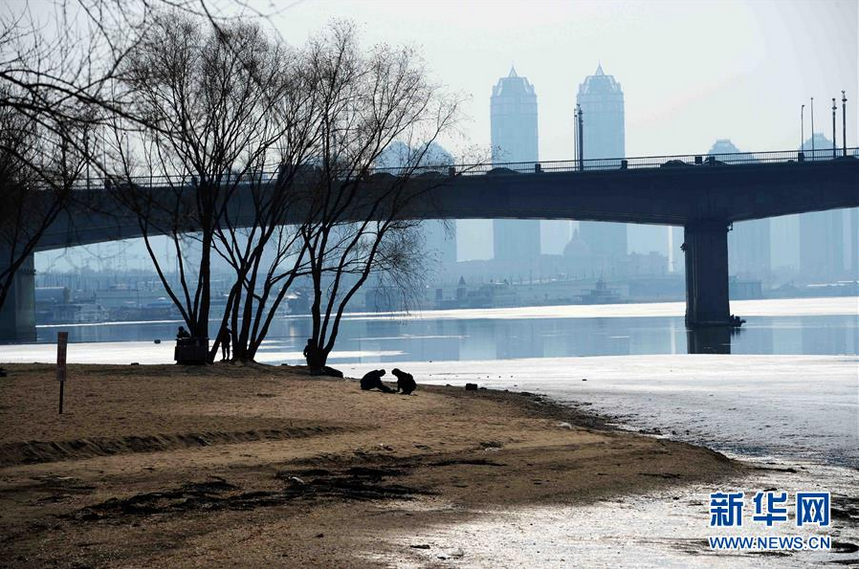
[32,148,859,252]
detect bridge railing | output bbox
[72,147,859,189]
[383,147,858,177]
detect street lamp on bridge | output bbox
[842,91,847,157]
[811,97,815,157]
[800,104,805,154]
[575,103,584,172]
[832,98,837,159]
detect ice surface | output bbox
[361,295,858,321]
[346,354,859,468]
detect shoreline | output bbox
[0,363,744,567]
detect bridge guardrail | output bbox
[71,147,859,189]
[419,147,859,176]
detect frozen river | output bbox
[8,296,858,363]
[2,296,857,565]
[3,296,855,468]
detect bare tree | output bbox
[0,5,104,323]
[2,4,473,365]
[0,0,276,323]
[0,94,89,319]
[295,23,463,371]
[179,21,467,366]
[106,12,292,350]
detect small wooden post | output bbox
[57,332,68,414]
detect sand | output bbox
[0,363,743,567]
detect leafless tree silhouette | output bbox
[105,12,292,350]
[0,0,277,320]
[0,89,89,316]
[295,22,464,371]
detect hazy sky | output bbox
[27,0,859,270]
[260,0,858,160]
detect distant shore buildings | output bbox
[707,139,772,281]
[797,134,846,282]
[376,141,457,269]
[35,65,858,309]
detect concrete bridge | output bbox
[3,148,858,342]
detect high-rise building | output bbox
[576,65,628,263]
[376,141,457,267]
[490,67,541,263]
[707,139,771,281]
[797,133,845,282]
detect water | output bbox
[22,296,859,363]
[3,296,858,565]
[5,297,856,467]
[348,354,859,469]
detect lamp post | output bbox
[811,97,815,158]
[801,104,805,152]
[576,103,584,172]
[832,98,837,159]
[842,91,847,157]
[573,107,578,170]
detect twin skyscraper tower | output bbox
[490,65,628,265]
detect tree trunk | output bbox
[305,340,328,374]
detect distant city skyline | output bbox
[19,0,857,159]
[29,0,858,281]
[710,139,772,280]
[257,0,856,160]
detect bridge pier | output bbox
[683,221,731,327]
[0,253,36,343]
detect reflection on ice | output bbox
[0,342,403,365]
[6,296,856,361]
[347,355,859,468]
[376,460,858,568]
[370,296,858,321]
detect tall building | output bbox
[420,142,458,266]
[797,133,845,282]
[490,67,541,263]
[575,64,628,264]
[707,139,771,281]
[376,141,457,267]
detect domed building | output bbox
[375,141,457,267]
[563,229,591,259]
[562,229,605,278]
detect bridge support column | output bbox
[0,253,36,343]
[684,221,731,327]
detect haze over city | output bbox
[34,0,858,268]
[1,1,857,565]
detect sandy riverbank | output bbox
[0,363,743,567]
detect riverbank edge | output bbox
[0,363,748,566]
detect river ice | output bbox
[347,354,859,468]
[2,297,856,565]
[344,355,858,567]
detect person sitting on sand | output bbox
[391,368,416,395]
[218,327,232,361]
[360,369,393,393]
[176,326,191,340]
